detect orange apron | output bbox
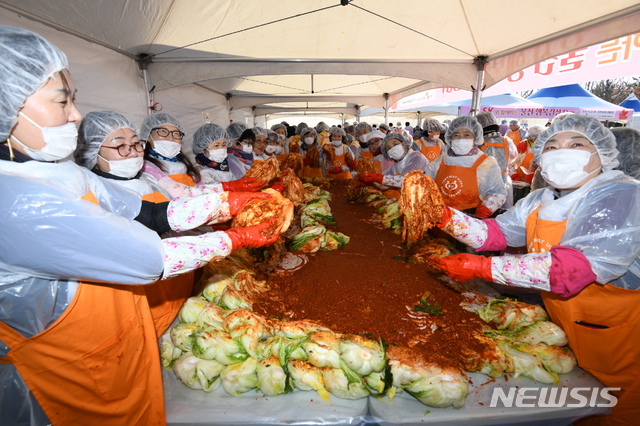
[302,149,324,178]
[421,144,441,162]
[361,151,374,160]
[435,154,487,210]
[169,173,195,186]
[276,153,287,163]
[0,190,166,426]
[141,191,195,338]
[526,206,640,426]
[329,151,353,179]
[516,149,535,182]
[480,137,509,175]
[507,129,523,144]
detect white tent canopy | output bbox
[1,0,640,136]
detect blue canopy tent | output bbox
[620,93,640,112]
[528,84,624,109]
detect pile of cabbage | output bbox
[290,184,350,253]
[161,261,468,408]
[347,186,401,234]
[463,297,577,385]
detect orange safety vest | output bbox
[169,173,195,186]
[480,137,509,175]
[329,150,353,179]
[526,206,640,426]
[435,154,487,210]
[0,190,166,426]
[141,191,195,338]
[507,129,523,144]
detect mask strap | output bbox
[18,112,42,129]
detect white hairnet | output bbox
[251,127,268,137]
[139,112,184,141]
[226,123,247,141]
[345,134,355,143]
[443,119,452,126]
[75,111,138,169]
[444,116,483,146]
[270,123,286,132]
[364,130,385,142]
[509,119,519,125]
[192,123,230,155]
[266,131,278,141]
[422,118,445,133]
[345,125,356,133]
[611,127,640,180]
[295,122,308,135]
[534,114,619,171]
[475,112,499,128]
[316,122,330,133]
[378,123,390,132]
[356,122,373,133]
[0,25,68,141]
[329,126,346,137]
[300,127,317,138]
[527,125,543,140]
[380,133,411,160]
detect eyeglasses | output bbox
[102,141,146,157]
[152,127,185,140]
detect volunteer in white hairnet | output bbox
[299,127,325,178]
[324,126,357,178]
[352,122,373,153]
[416,117,446,162]
[611,127,640,180]
[354,128,385,162]
[0,25,279,426]
[193,123,252,184]
[506,119,527,144]
[432,114,640,425]
[75,111,268,233]
[475,112,518,209]
[250,127,269,161]
[423,116,506,218]
[264,130,286,161]
[358,133,429,200]
[270,123,287,142]
[316,121,331,146]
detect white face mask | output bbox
[275,146,284,155]
[10,112,78,161]
[451,139,475,155]
[241,143,253,154]
[358,134,368,143]
[540,149,600,189]
[331,139,342,147]
[265,145,278,154]
[388,144,406,161]
[152,138,181,159]
[277,134,285,141]
[98,155,143,178]
[207,148,227,163]
[304,137,315,145]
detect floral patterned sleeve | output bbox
[381,174,404,188]
[490,252,552,291]
[481,192,506,213]
[441,208,489,249]
[161,231,233,279]
[166,192,232,232]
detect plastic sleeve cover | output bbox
[441,208,489,249]
[490,252,552,291]
[477,156,507,212]
[0,174,164,286]
[135,201,171,234]
[167,192,231,232]
[161,231,234,279]
[494,188,547,248]
[381,174,404,188]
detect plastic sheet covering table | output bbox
[164,366,610,426]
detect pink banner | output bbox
[459,105,634,120]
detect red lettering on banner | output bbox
[508,71,524,82]
[559,49,586,72]
[534,60,555,76]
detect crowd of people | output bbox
[1,24,639,426]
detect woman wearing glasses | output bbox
[141,113,263,197]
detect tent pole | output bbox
[383,93,390,127]
[136,53,154,116]
[356,105,361,123]
[470,56,487,117]
[417,111,421,128]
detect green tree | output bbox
[582,78,634,105]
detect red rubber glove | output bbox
[270,181,286,193]
[222,177,265,192]
[225,219,279,250]
[430,254,493,282]
[346,161,357,170]
[328,166,344,174]
[435,205,453,228]
[358,173,384,185]
[510,173,523,182]
[474,205,493,219]
[227,192,271,216]
[303,157,312,166]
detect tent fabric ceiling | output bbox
[2,0,640,115]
